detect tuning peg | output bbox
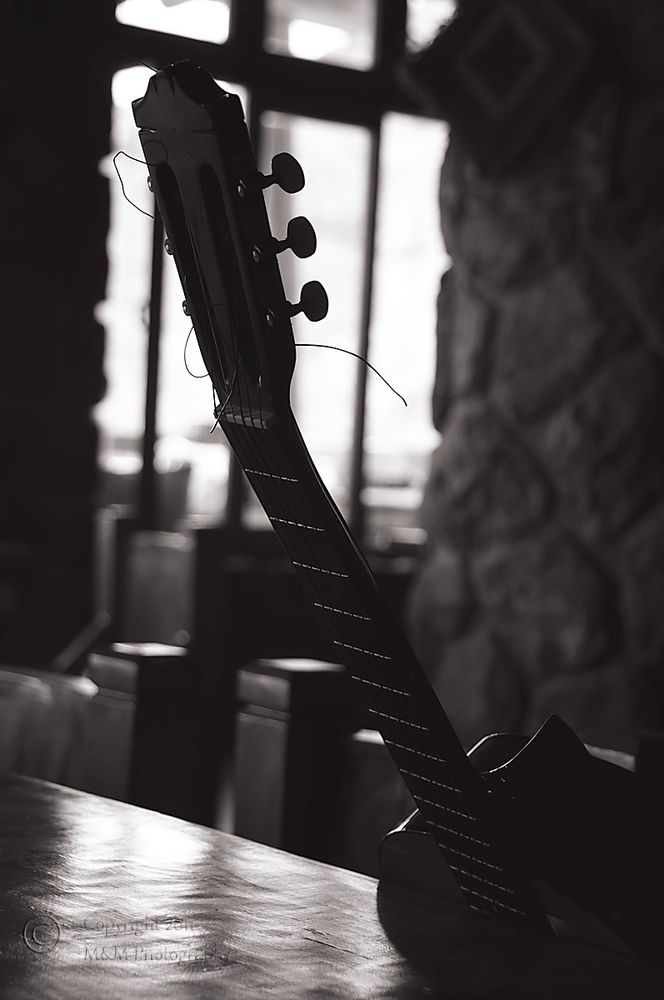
[274,217,317,259]
[259,152,304,194]
[288,281,328,322]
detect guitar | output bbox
[132,61,663,966]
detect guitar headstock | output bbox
[132,60,327,429]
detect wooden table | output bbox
[0,774,662,999]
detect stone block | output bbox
[438,90,616,297]
[440,88,615,211]
[492,261,630,421]
[621,1,664,89]
[432,270,453,430]
[406,545,473,676]
[620,505,664,663]
[539,348,664,538]
[527,662,663,735]
[586,212,664,363]
[440,174,575,297]
[431,630,526,748]
[474,531,613,678]
[422,399,551,547]
[433,268,493,429]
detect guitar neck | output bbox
[223,413,548,929]
[132,59,548,932]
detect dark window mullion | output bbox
[229,0,265,52]
[349,123,382,541]
[376,0,408,71]
[139,206,164,529]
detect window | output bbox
[116,0,231,44]
[103,0,449,547]
[264,0,377,69]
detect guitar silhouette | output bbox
[133,60,663,966]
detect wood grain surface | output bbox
[0,773,662,999]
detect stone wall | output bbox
[408,5,664,746]
[0,2,113,662]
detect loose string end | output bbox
[294,343,407,407]
[112,151,155,220]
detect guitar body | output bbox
[132,60,664,969]
[381,714,664,962]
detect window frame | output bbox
[112,0,439,540]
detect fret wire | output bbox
[444,845,503,873]
[383,739,448,766]
[368,708,429,731]
[426,820,491,849]
[292,561,349,579]
[456,886,527,918]
[269,516,325,533]
[447,865,516,897]
[228,425,539,916]
[254,441,491,852]
[399,769,461,795]
[352,677,411,698]
[137,74,548,923]
[245,468,299,483]
[333,640,391,661]
[314,602,371,622]
[412,794,477,822]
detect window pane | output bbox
[98,71,245,524]
[155,82,247,525]
[116,0,230,44]
[406,0,456,51]
[364,114,450,547]
[95,66,154,508]
[244,112,370,526]
[265,0,376,70]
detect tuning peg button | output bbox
[274,217,317,259]
[289,281,328,322]
[260,152,304,194]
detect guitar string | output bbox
[114,154,238,416]
[184,256,228,388]
[191,163,245,424]
[122,111,535,919]
[203,343,518,905]
[252,427,533,903]
[238,426,502,881]
[113,158,408,416]
[183,325,207,378]
[294,344,407,407]
[122,83,543,917]
[200,317,540,901]
[242,431,421,733]
[112,150,165,220]
[115,47,159,73]
[232,424,536,914]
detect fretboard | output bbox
[223,415,549,930]
[132,60,549,932]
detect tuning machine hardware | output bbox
[273,217,316,259]
[288,281,328,322]
[259,152,304,194]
